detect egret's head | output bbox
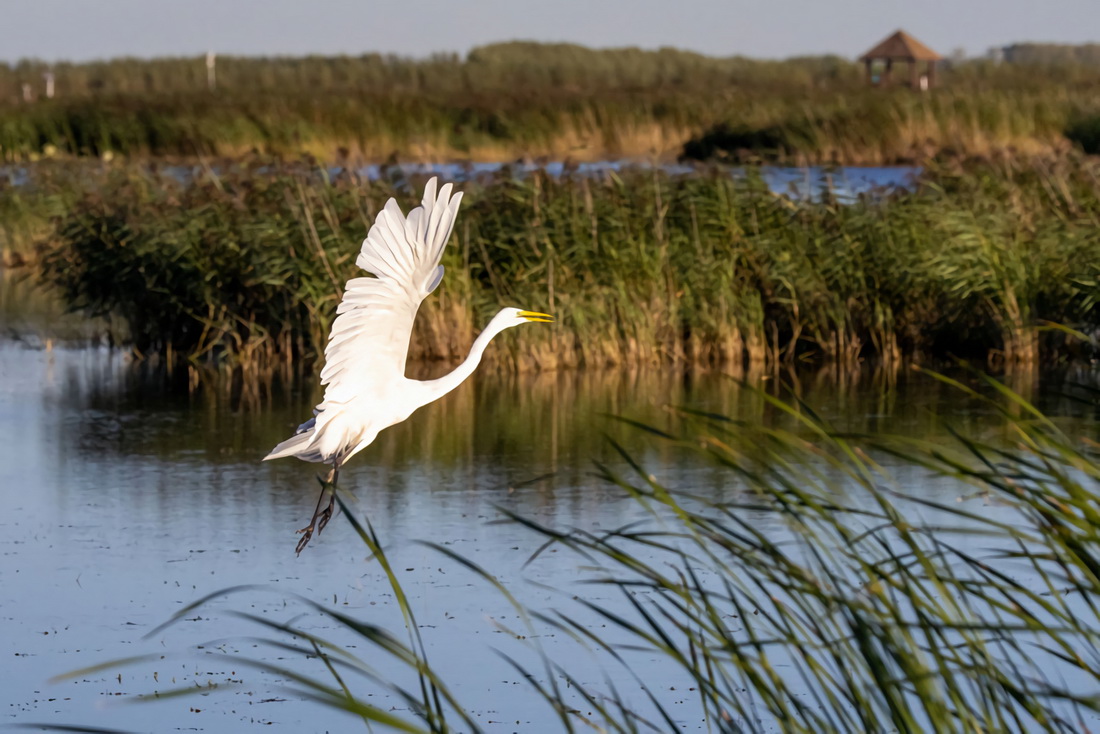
[495,307,554,329]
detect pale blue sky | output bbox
[5,0,1098,63]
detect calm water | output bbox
[351,161,920,201]
[2,161,920,203]
[2,335,1098,732]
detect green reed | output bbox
[53,370,1100,733]
[1,44,1099,163]
[23,155,1100,372]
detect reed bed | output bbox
[60,371,1100,732]
[24,155,1100,372]
[0,87,1086,165]
[0,44,861,100]
[2,44,1099,163]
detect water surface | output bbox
[352,160,920,201]
[3,160,919,203]
[1,342,1097,732]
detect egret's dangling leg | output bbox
[316,462,340,535]
[295,459,341,555]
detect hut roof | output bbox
[859,30,942,62]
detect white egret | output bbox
[265,177,552,553]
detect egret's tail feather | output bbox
[265,431,325,463]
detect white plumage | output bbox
[265,177,552,553]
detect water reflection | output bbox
[0,266,112,345]
[40,346,1100,527]
[2,343,1098,731]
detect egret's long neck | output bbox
[418,318,509,403]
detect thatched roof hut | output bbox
[860,30,942,89]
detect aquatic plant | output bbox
[27,155,1100,372]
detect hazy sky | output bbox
[5,0,1099,63]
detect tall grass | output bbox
[1,44,1099,163]
[26,155,1100,372]
[0,44,859,100]
[55,370,1100,732]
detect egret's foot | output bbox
[294,468,340,555]
[316,495,337,535]
[295,524,316,555]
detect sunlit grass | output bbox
[19,155,1100,372]
[1,46,1098,163]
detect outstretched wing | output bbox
[318,177,463,405]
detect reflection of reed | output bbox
[0,267,110,342]
[25,343,1100,571]
[48,343,1100,484]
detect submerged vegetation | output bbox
[19,154,1100,372]
[2,43,1100,163]
[65,374,1100,732]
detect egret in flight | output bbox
[265,178,553,553]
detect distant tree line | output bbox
[1001,43,1100,67]
[0,42,862,103]
[5,41,1100,105]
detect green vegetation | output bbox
[1,43,1099,162]
[1,44,856,99]
[23,155,1100,371]
[1003,42,1100,66]
[64,373,1100,732]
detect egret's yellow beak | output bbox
[519,310,555,323]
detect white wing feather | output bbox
[296,178,462,458]
[321,177,461,400]
[265,177,463,465]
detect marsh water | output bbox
[2,264,1099,732]
[2,160,920,203]
[350,161,920,201]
